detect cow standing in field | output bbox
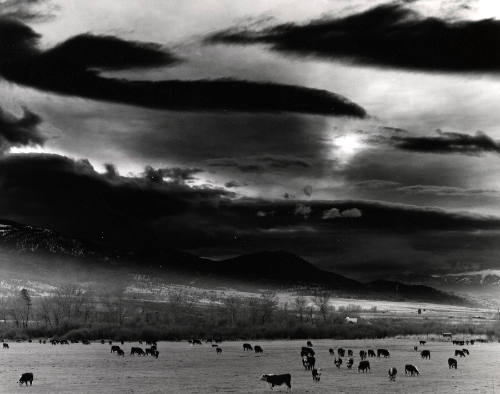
[3,343,8,349]
[131,347,145,356]
[216,347,222,355]
[405,364,419,376]
[260,374,291,390]
[302,355,315,370]
[388,367,397,381]
[312,368,321,382]
[367,349,376,357]
[18,373,33,386]
[243,343,253,351]
[306,341,313,347]
[347,358,354,369]
[455,350,466,357]
[254,345,263,354]
[358,360,370,373]
[421,350,431,359]
[111,345,121,353]
[419,341,426,346]
[329,348,334,356]
[359,350,367,360]
[448,358,457,369]
[377,348,390,358]
[334,358,342,368]
[301,347,315,357]
[337,348,345,357]
[414,346,418,351]
[462,348,469,355]
[116,349,125,357]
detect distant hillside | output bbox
[0,219,470,305]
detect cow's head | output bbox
[260,374,270,381]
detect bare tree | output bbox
[294,295,307,322]
[313,291,331,322]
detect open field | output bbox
[0,338,498,393]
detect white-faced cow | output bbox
[243,343,253,351]
[405,364,419,376]
[260,374,291,390]
[448,358,458,369]
[377,348,390,358]
[388,367,397,381]
[111,345,121,353]
[312,368,321,382]
[347,358,354,369]
[254,345,263,354]
[334,358,343,368]
[455,350,466,357]
[359,350,367,360]
[462,348,469,355]
[306,340,313,347]
[328,348,334,356]
[18,373,33,386]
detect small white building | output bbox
[345,316,358,324]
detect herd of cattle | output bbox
[258,339,477,390]
[0,336,484,389]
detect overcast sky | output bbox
[1,0,500,280]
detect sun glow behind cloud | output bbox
[331,133,366,164]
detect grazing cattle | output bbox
[388,367,397,381]
[337,348,345,357]
[18,372,33,386]
[3,343,8,349]
[421,350,431,359]
[301,347,315,357]
[101,339,105,344]
[462,348,469,355]
[145,348,155,356]
[211,344,218,347]
[260,374,291,390]
[359,350,367,360]
[120,340,124,345]
[334,358,343,368]
[306,341,313,347]
[455,350,466,357]
[448,358,458,369]
[243,343,253,351]
[131,347,145,356]
[312,368,321,382]
[153,350,159,358]
[358,360,370,373]
[216,347,222,355]
[254,345,263,354]
[414,346,418,352]
[191,339,202,345]
[377,348,390,358]
[328,348,334,356]
[302,355,315,370]
[419,341,426,345]
[82,339,90,345]
[405,364,419,376]
[347,358,354,369]
[60,340,69,345]
[111,345,121,353]
[470,340,475,345]
[367,349,376,357]
[109,340,112,345]
[347,349,353,357]
[116,349,125,357]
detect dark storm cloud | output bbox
[208,3,500,73]
[0,19,366,117]
[208,155,312,174]
[0,107,45,151]
[390,130,500,154]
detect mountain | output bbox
[0,219,469,305]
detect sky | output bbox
[1,0,500,280]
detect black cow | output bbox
[306,340,313,347]
[109,340,112,345]
[131,347,145,356]
[101,339,105,344]
[377,348,390,358]
[337,348,345,357]
[211,344,218,347]
[405,364,419,376]
[82,339,90,345]
[145,348,155,356]
[470,340,475,345]
[312,368,321,382]
[462,348,469,355]
[243,343,253,351]
[216,347,222,355]
[18,373,33,386]
[359,350,367,360]
[260,374,291,390]
[419,340,426,345]
[111,345,121,353]
[347,349,353,357]
[301,347,315,357]
[421,350,431,359]
[254,345,263,354]
[367,349,376,357]
[414,346,418,352]
[116,349,125,357]
[347,358,354,369]
[448,358,457,369]
[302,355,315,370]
[358,360,370,373]
[191,339,202,345]
[388,367,397,381]
[455,350,466,357]
[334,358,342,368]
[3,343,8,349]
[329,348,334,356]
